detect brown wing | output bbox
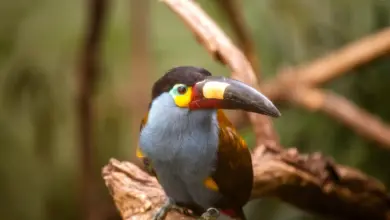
[211,110,253,209]
[137,112,157,176]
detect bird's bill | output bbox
[189,76,281,117]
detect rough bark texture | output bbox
[103,148,390,220]
[250,146,390,220]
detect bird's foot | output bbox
[152,198,194,220]
[198,208,220,220]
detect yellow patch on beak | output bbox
[202,81,230,100]
[174,86,193,107]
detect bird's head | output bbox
[150,66,281,117]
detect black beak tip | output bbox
[272,109,282,118]
[267,106,281,118]
[251,101,281,117]
[263,101,281,118]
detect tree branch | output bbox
[225,26,390,148]
[215,0,261,76]
[260,28,390,101]
[230,28,390,129]
[289,87,390,149]
[214,0,264,141]
[129,0,152,162]
[250,146,390,220]
[103,151,390,220]
[102,159,193,220]
[79,0,108,219]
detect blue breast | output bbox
[139,93,222,208]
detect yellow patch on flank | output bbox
[174,87,193,107]
[239,137,248,149]
[202,82,229,100]
[136,147,144,158]
[204,177,219,191]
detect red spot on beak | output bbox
[189,83,223,110]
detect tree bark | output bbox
[102,145,390,220]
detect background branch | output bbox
[215,0,261,76]
[78,0,108,219]
[230,28,390,148]
[129,0,152,163]
[289,87,390,149]
[261,28,390,101]
[214,0,260,131]
[230,28,390,129]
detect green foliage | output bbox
[0,0,389,219]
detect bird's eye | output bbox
[177,85,187,95]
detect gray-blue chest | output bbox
[139,94,222,208]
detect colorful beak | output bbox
[189,76,281,117]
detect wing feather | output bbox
[211,110,253,209]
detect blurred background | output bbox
[1,0,390,220]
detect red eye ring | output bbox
[177,86,187,94]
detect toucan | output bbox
[137,66,280,220]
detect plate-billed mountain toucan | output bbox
[137,66,281,220]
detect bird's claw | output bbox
[198,208,220,220]
[152,208,166,220]
[152,198,195,220]
[152,198,174,220]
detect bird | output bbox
[137,66,281,220]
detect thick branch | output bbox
[102,159,192,220]
[289,87,390,149]
[103,151,390,220]
[162,0,278,147]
